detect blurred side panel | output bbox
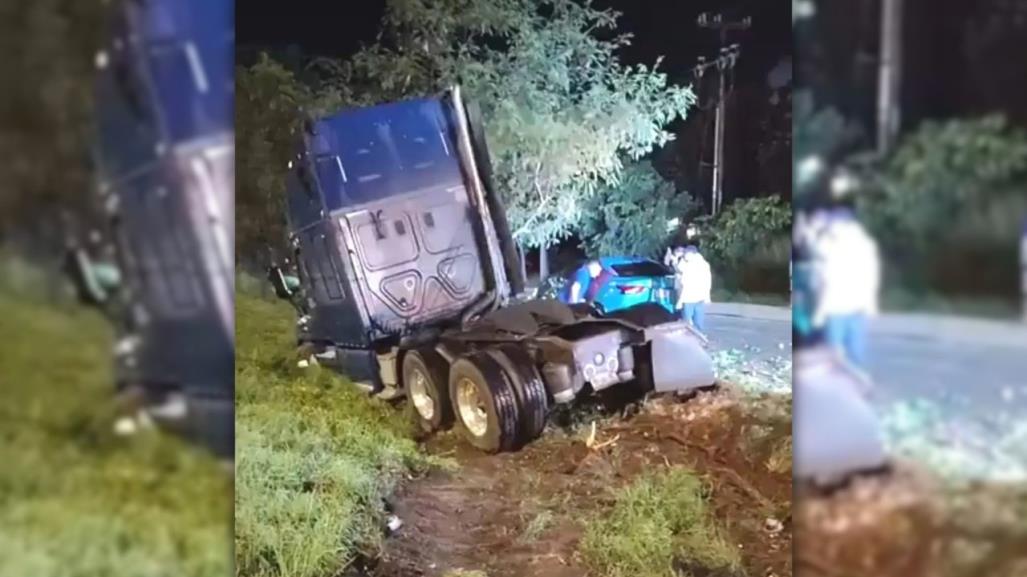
[0,1,233,576]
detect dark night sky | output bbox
[237,0,789,75]
[238,0,793,205]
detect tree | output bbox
[578,161,696,258]
[856,116,1027,298]
[235,55,345,264]
[694,195,791,275]
[860,115,1027,248]
[323,0,695,265]
[0,1,106,247]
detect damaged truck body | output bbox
[269,87,715,452]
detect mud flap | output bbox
[794,349,888,486]
[646,323,716,392]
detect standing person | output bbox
[674,246,713,335]
[811,206,880,372]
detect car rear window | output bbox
[610,261,671,277]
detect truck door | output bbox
[337,186,486,332]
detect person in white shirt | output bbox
[810,207,880,370]
[674,246,713,335]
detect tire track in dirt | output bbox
[374,390,793,577]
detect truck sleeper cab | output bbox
[67,0,234,458]
[272,87,715,452]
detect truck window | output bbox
[321,100,463,210]
[315,156,348,209]
[149,39,228,142]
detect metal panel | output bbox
[648,322,716,392]
[338,185,486,333]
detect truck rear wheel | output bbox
[449,352,521,453]
[402,349,453,434]
[487,345,549,443]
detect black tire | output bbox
[448,352,521,453]
[632,343,657,394]
[402,349,453,434]
[487,345,549,444]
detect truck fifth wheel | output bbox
[268,87,715,452]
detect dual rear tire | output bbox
[401,346,549,453]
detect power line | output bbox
[697,12,750,216]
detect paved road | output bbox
[707,303,1027,416]
[867,314,1027,417]
[704,303,791,364]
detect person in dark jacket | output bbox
[566,260,611,306]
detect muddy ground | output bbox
[371,389,793,577]
[796,466,1027,577]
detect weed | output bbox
[580,467,742,577]
[520,510,555,542]
[0,292,231,577]
[234,295,447,577]
[765,436,793,476]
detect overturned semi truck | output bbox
[268,87,715,452]
[64,0,234,459]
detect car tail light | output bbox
[616,285,646,295]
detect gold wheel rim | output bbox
[456,377,489,437]
[408,369,435,421]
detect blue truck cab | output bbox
[66,0,234,458]
[270,88,715,453]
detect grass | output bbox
[580,468,742,577]
[0,289,231,577]
[711,288,790,308]
[234,294,446,577]
[880,287,1020,319]
[520,510,555,542]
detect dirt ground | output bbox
[795,466,1027,577]
[371,389,793,577]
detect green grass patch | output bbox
[711,288,790,308]
[580,468,742,577]
[234,295,446,577]
[0,292,231,577]
[520,509,555,542]
[880,287,1020,319]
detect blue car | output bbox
[540,256,676,314]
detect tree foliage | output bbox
[0,1,107,246]
[578,161,695,258]
[859,115,1027,249]
[695,196,791,271]
[322,0,695,249]
[792,89,862,197]
[235,55,344,262]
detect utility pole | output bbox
[877,0,903,154]
[698,13,750,215]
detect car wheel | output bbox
[402,349,453,434]
[449,352,521,453]
[487,345,549,444]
